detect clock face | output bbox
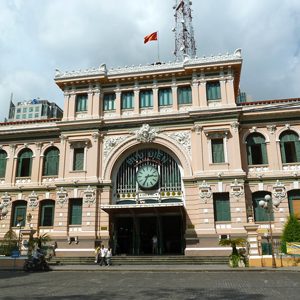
[137,165,159,189]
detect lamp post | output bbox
[259,194,281,268]
[16,216,24,255]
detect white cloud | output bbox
[0,0,300,121]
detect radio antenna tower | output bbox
[172,0,197,61]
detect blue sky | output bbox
[0,0,300,121]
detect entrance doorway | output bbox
[113,215,184,256]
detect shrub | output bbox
[281,215,300,254]
[0,229,18,256]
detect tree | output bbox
[0,229,18,256]
[281,215,300,254]
[219,237,247,267]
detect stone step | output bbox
[49,256,229,265]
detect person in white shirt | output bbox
[99,245,108,266]
[106,248,112,266]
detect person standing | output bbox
[152,235,158,255]
[99,245,107,266]
[106,248,112,266]
[94,245,100,263]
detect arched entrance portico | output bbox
[102,145,188,255]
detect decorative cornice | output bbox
[54,52,242,80]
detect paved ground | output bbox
[0,269,299,299]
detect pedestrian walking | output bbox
[94,245,100,263]
[152,235,158,254]
[106,248,112,266]
[99,245,107,266]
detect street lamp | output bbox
[259,194,281,268]
[16,216,24,255]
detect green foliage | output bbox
[281,215,300,253]
[0,229,18,256]
[219,238,247,256]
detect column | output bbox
[153,87,159,113]
[93,88,101,118]
[134,87,140,115]
[171,86,178,111]
[115,90,121,116]
[244,220,261,267]
[87,90,93,118]
[220,79,227,105]
[68,92,76,120]
[62,91,70,121]
[192,73,199,107]
[199,81,207,108]
[226,78,235,105]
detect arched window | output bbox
[17,149,33,177]
[252,192,273,222]
[280,130,300,163]
[0,150,7,178]
[39,200,55,227]
[12,200,27,227]
[43,147,59,176]
[246,133,268,165]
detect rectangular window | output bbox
[177,86,192,104]
[28,113,33,118]
[103,93,116,111]
[22,114,26,119]
[35,106,40,112]
[23,107,27,113]
[213,193,231,222]
[34,113,39,118]
[207,81,221,100]
[69,198,82,225]
[76,94,88,112]
[73,148,84,171]
[159,88,173,106]
[16,108,21,113]
[121,91,134,109]
[140,90,153,108]
[16,114,20,119]
[29,107,34,112]
[211,139,225,163]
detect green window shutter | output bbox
[76,94,88,112]
[252,193,274,222]
[103,93,116,111]
[213,193,231,221]
[295,141,300,162]
[40,200,55,226]
[13,202,27,227]
[212,139,225,163]
[121,91,134,109]
[247,144,253,165]
[159,88,172,106]
[0,150,7,178]
[17,150,33,177]
[140,90,153,108]
[73,148,84,171]
[280,142,286,163]
[178,86,192,104]
[207,82,221,100]
[43,148,59,176]
[69,199,82,225]
[261,143,268,164]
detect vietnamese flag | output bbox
[144,31,158,44]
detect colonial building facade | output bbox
[0,49,299,257]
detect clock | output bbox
[137,165,159,189]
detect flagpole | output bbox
[157,31,160,62]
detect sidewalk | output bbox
[48,264,300,272]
